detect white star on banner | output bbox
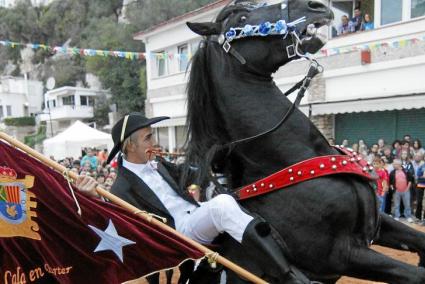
[89,219,136,262]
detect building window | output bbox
[62,95,75,106]
[0,105,3,119]
[411,0,425,18]
[6,105,12,116]
[156,51,168,77]
[47,100,56,108]
[178,44,189,72]
[381,0,403,25]
[81,96,88,106]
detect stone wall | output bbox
[310,114,335,140]
[2,125,37,142]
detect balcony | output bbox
[39,105,94,122]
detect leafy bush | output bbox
[24,125,46,148]
[3,116,36,126]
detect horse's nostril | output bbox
[308,1,327,11]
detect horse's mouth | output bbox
[300,18,332,44]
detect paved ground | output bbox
[126,222,425,284]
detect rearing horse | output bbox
[183,1,425,283]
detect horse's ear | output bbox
[187,22,221,36]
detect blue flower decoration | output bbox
[275,20,287,34]
[259,22,271,36]
[225,28,237,40]
[242,24,254,36]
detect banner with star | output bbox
[0,140,204,283]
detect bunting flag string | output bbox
[0,40,193,61]
[1,34,424,62]
[318,34,425,57]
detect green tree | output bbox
[82,18,145,114]
[126,0,216,30]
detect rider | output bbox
[76,112,306,283]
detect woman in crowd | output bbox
[413,139,425,157]
[361,13,374,31]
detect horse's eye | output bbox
[240,16,247,22]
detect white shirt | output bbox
[122,159,197,231]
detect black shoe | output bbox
[242,217,309,283]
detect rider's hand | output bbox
[76,175,100,198]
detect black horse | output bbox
[182,1,425,283]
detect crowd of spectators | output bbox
[331,135,425,224]
[53,146,186,192]
[55,136,425,225]
[53,148,117,192]
[337,8,374,36]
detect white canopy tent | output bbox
[43,120,113,159]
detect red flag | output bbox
[0,140,204,283]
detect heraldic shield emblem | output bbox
[0,166,40,240]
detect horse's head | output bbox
[187,0,333,73]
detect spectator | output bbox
[72,160,81,173]
[373,157,389,213]
[389,159,414,222]
[97,148,108,166]
[367,143,379,164]
[412,139,425,157]
[328,137,335,146]
[401,149,416,208]
[80,148,98,170]
[412,153,425,182]
[404,134,412,143]
[377,138,386,156]
[361,13,374,31]
[352,143,359,154]
[351,8,363,32]
[341,139,349,147]
[391,140,402,158]
[417,163,425,222]
[338,15,354,35]
[96,174,106,186]
[401,140,413,158]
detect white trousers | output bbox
[180,194,253,244]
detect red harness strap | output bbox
[236,146,376,200]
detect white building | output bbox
[135,0,425,150]
[39,86,110,137]
[0,76,43,119]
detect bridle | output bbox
[203,1,324,160]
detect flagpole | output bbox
[0,132,268,284]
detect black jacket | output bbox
[111,156,199,228]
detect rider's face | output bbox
[127,127,156,164]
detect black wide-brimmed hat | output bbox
[107,112,169,163]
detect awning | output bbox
[303,94,425,116]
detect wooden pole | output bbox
[0,131,268,284]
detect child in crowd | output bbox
[373,157,389,212]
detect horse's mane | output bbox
[180,1,259,188]
[181,41,228,187]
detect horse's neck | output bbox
[212,66,335,185]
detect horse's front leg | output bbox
[374,213,425,266]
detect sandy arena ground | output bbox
[127,223,425,284]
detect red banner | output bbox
[0,140,203,283]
